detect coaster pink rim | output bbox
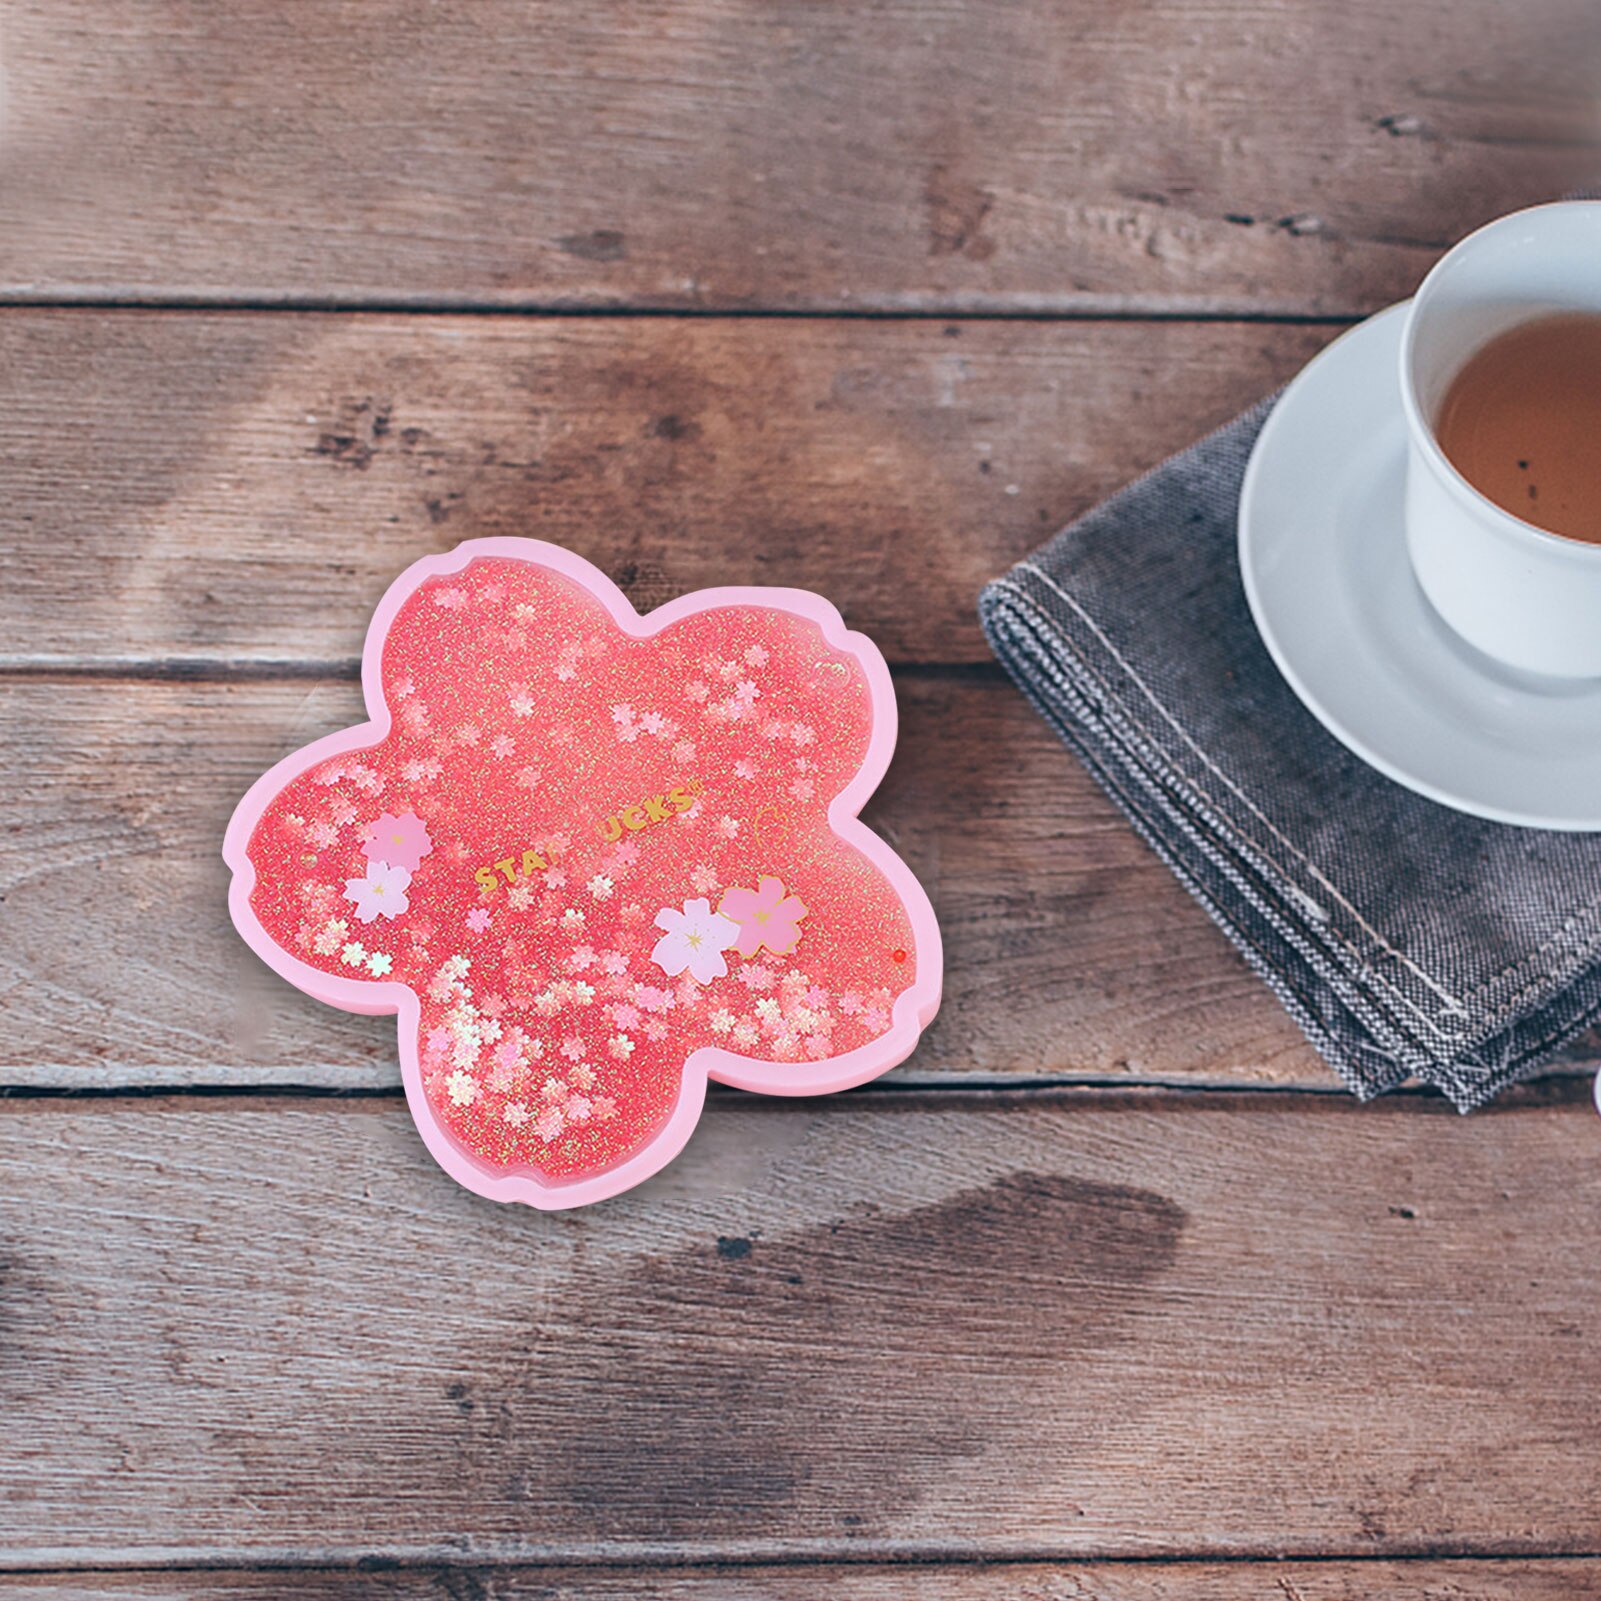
[223,538,943,1208]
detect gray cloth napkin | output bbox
[979,399,1601,1109]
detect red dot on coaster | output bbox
[892,948,907,963]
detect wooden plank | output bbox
[0,311,1335,669]
[1,1558,1597,1598]
[0,1,1592,312]
[0,1086,1597,1563]
[0,672,1329,1090]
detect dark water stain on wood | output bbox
[0,1246,67,1406]
[610,559,679,613]
[313,396,394,470]
[556,229,628,262]
[924,163,996,261]
[648,413,701,443]
[443,1170,1184,1540]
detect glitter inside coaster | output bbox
[225,539,942,1207]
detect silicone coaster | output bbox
[224,539,942,1207]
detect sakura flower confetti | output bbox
[343,861,413,923]
[360,810,434,872]
[719,875,808,958]
[651,898,740,985]
[223,538,941,1209]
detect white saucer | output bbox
[1239,301,1601,831]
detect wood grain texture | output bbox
[1,1086,1597,1563]
[2,1559,1597,1598]
[0,4,1593,1586]
[0,311,1334,669]
[0,1,1593,312]
[0,673,1329,1089]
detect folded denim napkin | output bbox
[979,399,1601,1109]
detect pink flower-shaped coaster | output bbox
[224,539,942,1207]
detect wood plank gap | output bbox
[0,294,1366,324]
[0,658,1011,684]
[14,1553,1601,1573]
[6,1539,1601,1574]
[6,1550,1601,1577]
[0,1078,1590,1109]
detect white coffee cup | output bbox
[1400,200,1601,678]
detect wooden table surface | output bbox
[3,3,1601,1595]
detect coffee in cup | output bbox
[1400,201,1601,677]
[1434,311,1601,546]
